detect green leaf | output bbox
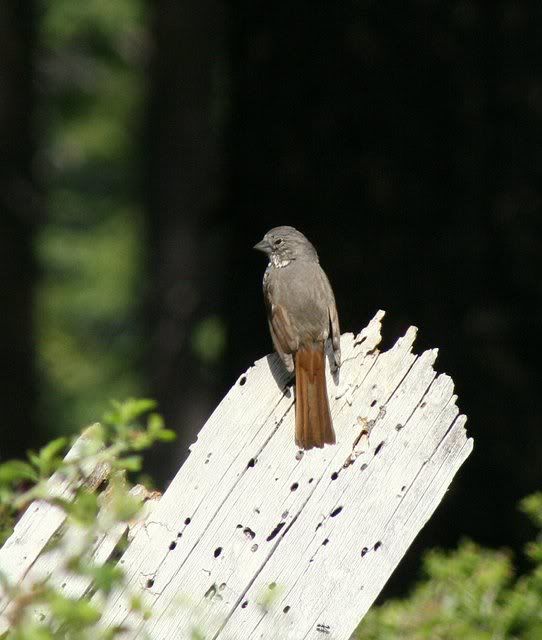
[0,460,38,485]
[66,489,99,526]
[39,437,68,464]
[81,562,124,594]
[27,451,41,470]
[156,428,176,442]
[50,594,101,629]
[128,432,152,451]
[147,414,175,442]
[118,456,142,472]
[147,412,164,434]
[38,437,68,476]
[111,490,142,522]
[102,474,143,523]
[109,398,157,426]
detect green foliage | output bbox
[0,461,38,486]
[28,438,69,479]
[63,489,99,526]
[356,505,542,640]
[520,493,542,530]
[0,398,174,638]
[49,594,102,631]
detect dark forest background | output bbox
[1,1,541,596]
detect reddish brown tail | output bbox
[295,344,336,449]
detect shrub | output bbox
[356,494,542,640]
[0,399,174,639]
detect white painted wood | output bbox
[94,311,472,639]
[0,311,473,640]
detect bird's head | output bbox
[254,226,318,266]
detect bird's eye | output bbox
[274,238,283,246]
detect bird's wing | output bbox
[269,303,298,357]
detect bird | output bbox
[254,226,341,449]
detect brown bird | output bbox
[254,226,341,449]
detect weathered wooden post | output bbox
[0,311,472,639]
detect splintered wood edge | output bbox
[94,310,470,640]
[214,318,470,639]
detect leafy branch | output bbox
[0,398,174,639]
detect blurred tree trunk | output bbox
[0,2,39,460]
[145,0,229,480]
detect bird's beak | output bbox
[253,238,271,254]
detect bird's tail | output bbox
[295,343,336,449]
